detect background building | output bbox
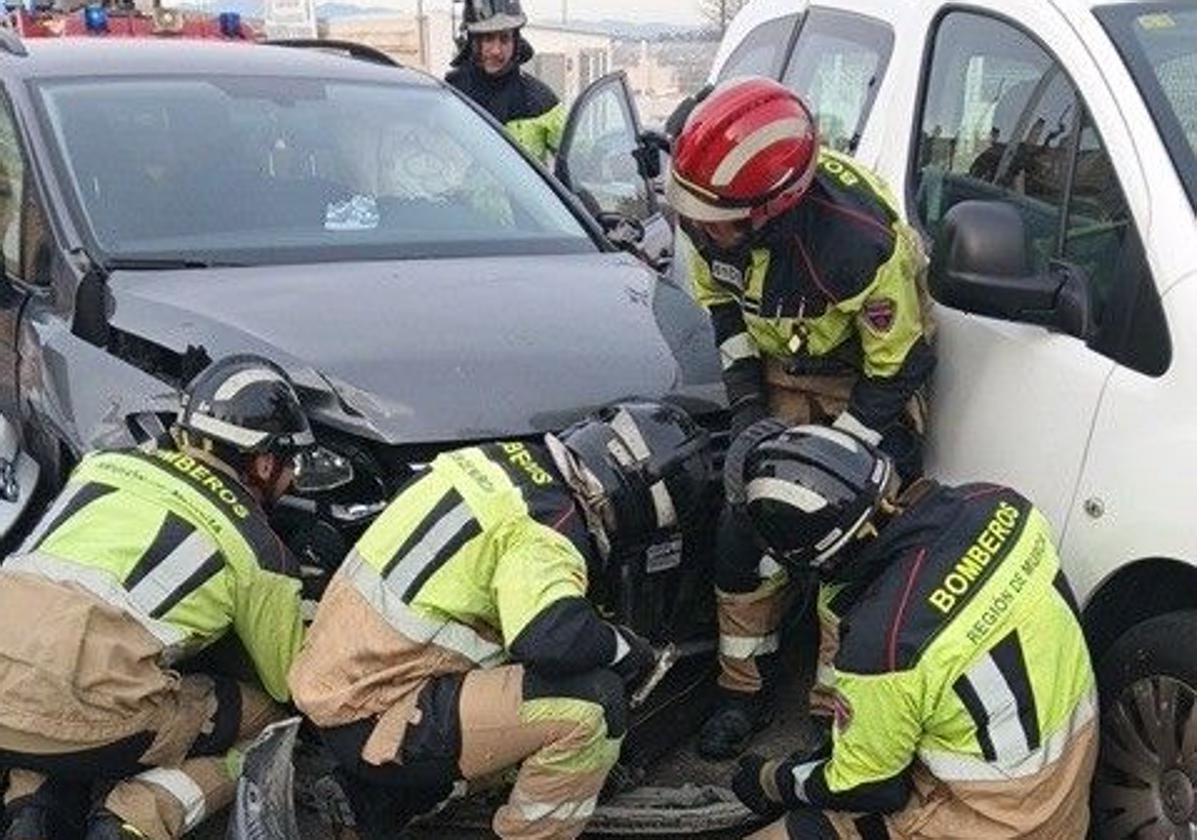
[319,10,613,104]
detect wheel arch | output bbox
[1082,556,1197,665]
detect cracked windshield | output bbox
[35,76,593,263]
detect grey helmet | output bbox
[461,0,527,34]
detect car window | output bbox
[562,75,651,219]
[1098,5,1197,212]
[34,77,596,266]
[0,98,25,279]
[913,12,1141,340]
[781,8,894,153]
[717,14,800,82]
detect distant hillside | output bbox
[315,2,392,17]
[180,3,708,36]
[542,18,706,39]
[180,0,389,18]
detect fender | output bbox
[0,414,41,548]
[229,717,303,840]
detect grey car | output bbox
[0,34,737,811]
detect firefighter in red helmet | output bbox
[667,77,937,759]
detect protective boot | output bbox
[4,781,89,840]
[82,811,148,840]
[696,691,774,760]
[336,770,447,840]
[3,802,54,840]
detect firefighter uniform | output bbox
[289,441,637,840]
[743,482,1097,838]
[446,37,566,164]
[0,447,303,840]
[695,149,935,727]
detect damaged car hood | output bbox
[106,253,723,443]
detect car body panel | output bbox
[710,0,1197,605]
[708,0,808,82]
[103,253,722,444]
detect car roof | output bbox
[722,0,1160,29]
[1,38,438,85]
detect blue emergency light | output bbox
[217,10,240,36]
[82,4,108,31]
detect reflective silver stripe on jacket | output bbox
[342,551,505,667]
[719,333,758,370]
[385,500,474,594]
[918,688,1097,781]
[127,529,220,618]
[2,554,188,655]
[17,483,84,554]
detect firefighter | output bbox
[445,0,566,164]
[666,77,937,759]
[288,401,711,840]
[0,355,311,840]
[725,423,1096,838]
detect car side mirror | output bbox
[929,200,1094,340]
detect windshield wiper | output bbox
[103,257,249,271]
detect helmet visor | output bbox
[291,445,354,494]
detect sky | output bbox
[413,0,707,25]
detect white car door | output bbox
[865,0,1152,539]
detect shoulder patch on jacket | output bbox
[860,296,897,334]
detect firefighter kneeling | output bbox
[0,355,312,840]
[289,401,711,839]
[726,422,1097,838]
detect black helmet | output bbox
[176,355,314,461]
[738,425,893,572]
[548,401,711,558]
[462,0,526,34]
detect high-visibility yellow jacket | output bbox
[289,441,626,765]
[785,482,1096,835]
[689,148,934,432]
[0,448,303,742]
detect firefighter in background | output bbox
[289,401,711,839]
[726,424,1096,837]
[445,0,566,164]
[666,77,936,759]
[0,355,311,840]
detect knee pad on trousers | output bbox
[189,674,242,757]
[523,667,627,739]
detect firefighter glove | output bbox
[609,624,656,691]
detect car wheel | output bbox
[1094,609,1197,838]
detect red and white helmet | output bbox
[667,77,819,227]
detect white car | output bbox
[712,0,1197,833]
